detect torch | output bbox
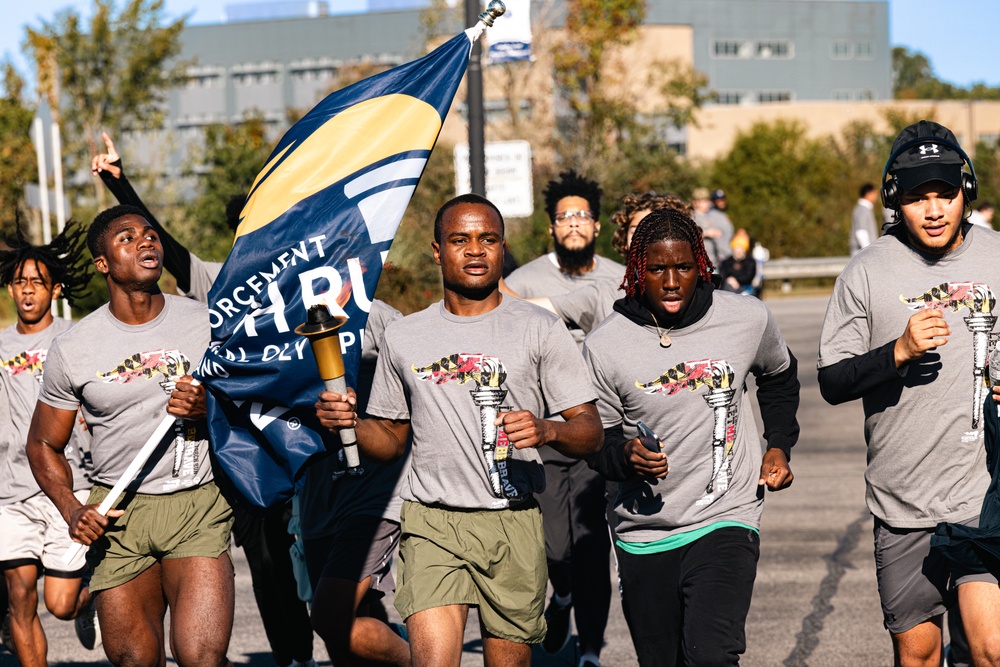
[296,304,360,471]
[697,361,737,506]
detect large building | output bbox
[160,0,892,162]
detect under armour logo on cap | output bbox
[919,144,940,158]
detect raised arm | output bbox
[92,132,194,292]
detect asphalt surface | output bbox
[1,294,928,666]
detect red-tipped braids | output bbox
[620,207,714,298]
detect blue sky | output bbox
[1,0,996,90]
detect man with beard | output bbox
[504,171,619,666]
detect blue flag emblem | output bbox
[195,32,475,509]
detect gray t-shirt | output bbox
[850,199,879,255]
[367,296,597,510]
[818,224,1000,528]
[584,291,790,543]
[0,318,91,504]
[703,209,735,266]
[505,252,625,347]
[300,299,410,539]
[550,279,624,336]
[179,252,223,303]
[39,296,213,495]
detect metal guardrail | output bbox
[763,256,849,282]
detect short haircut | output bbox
[87,204,148,258]
[859,183,876,198]
[978,200,994,211]
[543,170,602,223]
[609,191,692,257]
[621,208,714,298]
[433,194,504,243]
[0,219,92,307]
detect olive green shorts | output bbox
[86,481,234,592]
[395,500,548,644]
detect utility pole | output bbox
[466,0,486,195]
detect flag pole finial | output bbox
[478,0,506,27]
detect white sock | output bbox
[554,592,572,608]
[579,652,599,667]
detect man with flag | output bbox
[26,206,234,667]
[315,193,603,666]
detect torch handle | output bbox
[325,376,360,469]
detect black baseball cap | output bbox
[888,120,967,192]
[710,189,725,200]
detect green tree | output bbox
[711,120,848,257]
[24,0,189,203]
[0,63,36,234]
[552,0,646,168]
[183,115,274,260]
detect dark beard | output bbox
[554,238,597,274]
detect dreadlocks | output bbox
[609,191,692,257]
[0,219,91,307]
[543,170,602,223]
[621,208,714,298]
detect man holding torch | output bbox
[315,194,603,667]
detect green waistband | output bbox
[616,521,758,555]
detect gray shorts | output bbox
[0,490,90,574]
[302,516,399,595]
[874,516,997,634]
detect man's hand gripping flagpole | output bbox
[62,380,201,565]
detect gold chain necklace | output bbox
[646,308,674,348]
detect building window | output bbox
[832,89,852,101]
[979,133,1000,146]
[291,67,336,83]
[756,40,793,59]
[855,42,874,59]
[712,40,752,59]
[831,40,852,59]
[233,71,280,86]
[856,89,875,101]
[715,91,746,105]
[757,91,792,103]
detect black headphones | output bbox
[880,137,978,209]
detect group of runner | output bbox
[2,120,1000,667]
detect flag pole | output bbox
[465,0,506,196]
[62,383,200,565]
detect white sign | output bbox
[487,0,532,64]
[454,140,534,219]
[25,184,71,219]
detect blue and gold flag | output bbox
[195,31,476,510]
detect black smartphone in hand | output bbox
[636,421,660,453]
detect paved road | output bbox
[2,295,933,666]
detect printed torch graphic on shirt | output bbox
[412,353,519,499]
[636,359,738,506]
[99,350,198,478]
[900,281,998,427]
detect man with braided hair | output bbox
[584,208,799,665]
[527,191,693,337]
[0,221,97,664]
[504,171,622,665]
